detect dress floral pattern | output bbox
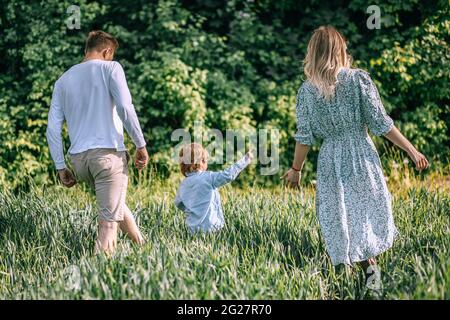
[295,68,398,265]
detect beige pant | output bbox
[69,148,130,222]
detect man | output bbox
[46,30,149,254]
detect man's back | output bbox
[47,58,145,170]
[56,59,124,155]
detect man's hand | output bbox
[57,168,77,188]
[280,168,301,188]
[135,147,149,170]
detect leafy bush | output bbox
[0,0,448,188]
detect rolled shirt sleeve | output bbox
[357,70,394,136]
[46,81,67,170]
[294,86,316,146]
[109,62,147,148]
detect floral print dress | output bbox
[295,67,399,266]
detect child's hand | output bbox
[246,149,254,161]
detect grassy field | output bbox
[0,165,448,300]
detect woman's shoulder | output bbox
[299,68,370,91]
[338,68,376,91]
[342,67,372,81]
[297,79,315,98]
[337,67,366,78]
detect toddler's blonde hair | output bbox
[178,143,209,177]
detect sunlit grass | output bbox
[0,167,448,299]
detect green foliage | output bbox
[371,13,449,158]
[0,0,448,187]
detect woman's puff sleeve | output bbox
[357,70,394,136]
[294,86,316,146]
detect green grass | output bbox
[0,169,448,299]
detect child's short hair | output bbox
[178,143,209,177]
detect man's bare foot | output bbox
[119,207,145,245]
[95,220,119,255]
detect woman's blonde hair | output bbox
[303,26,352,100]
[178,143,209,177]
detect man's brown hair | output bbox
[178,143,209,177]
[85,30,119,53]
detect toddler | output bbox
[174,143,253,233]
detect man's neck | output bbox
[83,54,104,62]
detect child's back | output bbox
[175,143,251,233]
[176,171,224,233]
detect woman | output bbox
[281,26,428,280]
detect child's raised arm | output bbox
[210,151,253,189]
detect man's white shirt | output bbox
[46,59,146,170]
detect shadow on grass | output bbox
[0,195,96,262]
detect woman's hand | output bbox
[282,142,309,188]
[280,168,301,188]
[408,150,429,171]
[384,127,429,171]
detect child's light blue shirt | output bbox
[174,155,251,233]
